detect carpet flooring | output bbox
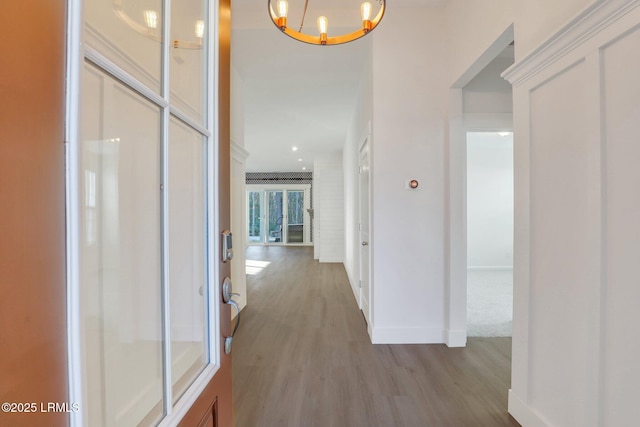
[467,269,513,337]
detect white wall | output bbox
[231,65,245,149]
[314,153,345,263]
[230,145,248,313]
[463,56,514,115]
[343,43,373,306]
[466,132,513,268]
[447,0,514,86]
[504,1,640,425]
[230,65,248,313]
[446,0,596,75]
[514,0,596,59]
[370,4,448,343]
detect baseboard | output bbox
[370,326,445,344]
[319,257,344,263]
[508,390,550,427]
[344,267,360,308]
[467,266,513,271]
[445,329,467,347]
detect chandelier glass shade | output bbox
[268,0,385,45]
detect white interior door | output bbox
[359,138,371,325]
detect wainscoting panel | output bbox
[601,24,640,426]
[503,1,640,426]
[528,58,600,427]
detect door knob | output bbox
[362,241,369,246]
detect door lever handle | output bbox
[222,277,241,354]
[225,299,241,355]
[361,241,369,246]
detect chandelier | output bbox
[268,0,385,45]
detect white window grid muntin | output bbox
[65,0,221,425]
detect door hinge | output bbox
[359,280,362,288]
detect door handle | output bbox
[361,241,369,246]
[225,300,241,355]
[222,277,241,355]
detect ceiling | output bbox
[231,0,447,172]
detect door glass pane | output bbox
[81,64,164,426]
[267,191,283,243]
[287,191,304,243]
[170,0,207,123]
[248,191,263,243]
[85,0,162,93]
[169,117,208,403]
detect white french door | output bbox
[247,185,311,245]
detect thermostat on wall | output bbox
[405,179,420,190]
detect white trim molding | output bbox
[507,390,550,427]
[231,140,250,161]
[370,327,445,344]
[445,329,467,348]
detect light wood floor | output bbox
[233,246,520,427]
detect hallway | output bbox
[233,246,520,426]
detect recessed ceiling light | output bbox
[498,132,510,137]
[302,167,307,170]
[297,158,303,162]
[292,146,298,151]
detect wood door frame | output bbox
[0,1,69,426]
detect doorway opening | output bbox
[446,24,514,347]
[466,131,514,337]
